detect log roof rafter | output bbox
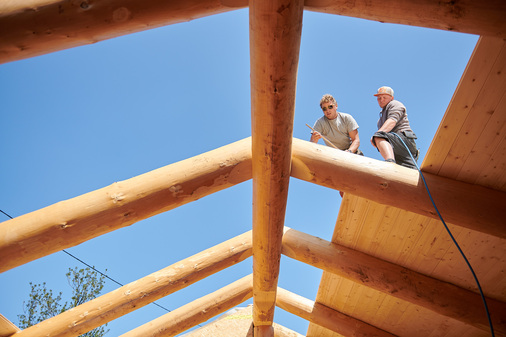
[1,0,506,336]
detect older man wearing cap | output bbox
[370,86,419,169]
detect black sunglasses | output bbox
[322,105,334,112]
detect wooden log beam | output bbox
[3,0,504,66]
[0,137,252,273]
[290,137,506,239]
[281,228,506,334]
[0,314,20,337]
[250,0,304,328]
[14,230,253,337]
[0,0,247,64]
[276,287,395,337]
[120,274,253,337]
[304,0,506,39]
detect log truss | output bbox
[1,0,506,336]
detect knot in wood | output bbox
[379,181,389,189]
[169,185,183,195]
[111,193,125,203]
[113,7,132,23]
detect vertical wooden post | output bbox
[249,0,304,330]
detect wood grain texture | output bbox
[421,36,506,192]
[14,230,253,337]
[121,275,254,337]
[0,0,246,64]
[282,227,506,335]
[291,137,506,239]
[0,137,252,273]
[250,0,304,327]
[304,0,506,38]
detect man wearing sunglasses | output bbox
[370,86,419,169]
[310,94,361,155]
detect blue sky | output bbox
[0,8,479,336]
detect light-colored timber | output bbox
[2,0,505,65]
[422,36,506,191]
[3,136,504,276]
[304,0,506,39]
[291,137,506,239]
[281,228,506,334]
[249,0,304,329]
[0,137,252,273]
[180,305,304,337]
[13,231,252,337]
[276,287,396,337]
[2,0,506,336]
[121,274,254,337]
[0,0,247,64]
[0,314,19,337]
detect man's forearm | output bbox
[348,139,360,153]
[378,118,396,132]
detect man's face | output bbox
[377,94,393,108]
[321,102,338,120]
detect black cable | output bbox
[0,210,173,314]
[391,132,495,337]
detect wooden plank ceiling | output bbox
[1,0,506,337]
[307,36,506,337]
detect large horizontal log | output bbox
[281,228,506,334]
[305,0,506,39]
[3,0,505,65]
[0,137,252,273]
[120,274,253,337]
[291,137,506,239]
[0,0,247,64]
[14,230,253,337]
[276,287,395,337]
[250,0,304,329]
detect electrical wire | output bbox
[391,132,495,337]
[0,210,173,314]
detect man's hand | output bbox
[310,131,322,143]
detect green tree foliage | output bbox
[18,266,109,336]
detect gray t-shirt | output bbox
[377,99,412,133]
[313,112,359,150]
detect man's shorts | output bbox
[372,131,419,169]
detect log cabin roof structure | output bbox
[0,0,506,336]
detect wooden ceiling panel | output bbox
[474,129,506,191]
[308,193,506,336]
[422,36,506,192]
[336,195,506,300]
[439,43,506,184]
[456,92,506,187]
[308,273,490,337]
